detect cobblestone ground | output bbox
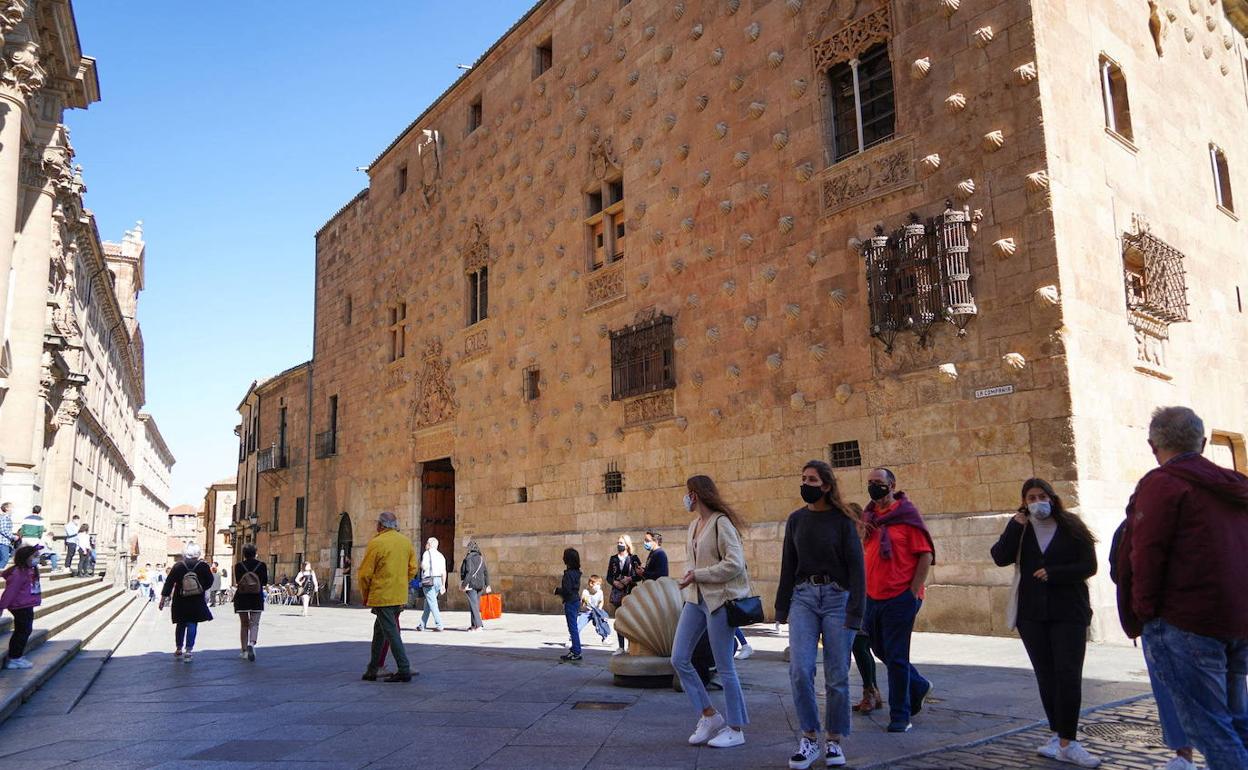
[885,696,1203,770]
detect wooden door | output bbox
[421,459,456,574]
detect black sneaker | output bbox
[384,671,413,682]
[246,645,256,662]
[560,652,582,662]
[911,682,932,716]
[886,721,912,733]
[361,671,378,681]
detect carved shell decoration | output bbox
[982,130,1005,151]
[748,101,767,119]
[690,23,704,40]
[681,216,695,232]
[729,74,746,92]
[829,288,848,307]
[768,50,785,68]
[973,26,994,47]
[674,144,689,161]
[602,24,615,43]
[994,237,1017,257]
[675,71,689,89]
[1184,26,1195,42]
[945,93,967,113]
[791,78,808,98]
[620,6,632,26]
[616,46,627,62]
[746,22,761,42]
[710,47,725,65]
[670,257,686,274]
[651,158,664,176]
[761,265,777,282]
[955,178,977,199]
[940,0,960,17]
[773,130,790,150]
[703,246,717,261]
[720,199,734,214]
[651,229,665,245]
[699,169,713,186]
[673,1,686,20]
[613,578,684,657]
[663,113,678,131]
[575,105,588,122]
[721,279,737,296]
[695,94,710,111]
[579,43,593,60]
[1002,352,1027,370]
[740,232,756,248]
[937,363,959,382]
[725,0,741,15]
[778,215,795,234]
[1034,284,1060,306]
[706,326,721,342]
[660,44,675,63]
[790,392,809,410]
[808,343,827,361]
[755,183,771,201]
[1015,61,1038,83]
[733,150,751,168]
[714,121,729,139]
[743,315,759,332]
[795,162,815,182]
[834,384,853,405]
[626,70,640,86]
[619,106,633,123]
[644,25,656,40]
[920,153,941,173]
[911,57,932,79]
[691,371,704,389]
[786,0,803,16]
[1026,170,1050,191]
[807,250,821,267]
[1205,14,1216,31]
[726,364,741,380]
[783,303,801,320]
[637,273,651,289]
[766,352,784,371]
[644,88,658,106]
[686,293,701,309]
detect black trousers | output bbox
[1016,619,1088,740]
[8,607,34,658]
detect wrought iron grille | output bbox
[604,462,624,497]
[828,440,863,469]
[1122,230,1189,325]
[257,446,287,473]
[860,202,978,351]
[610,314,675,400]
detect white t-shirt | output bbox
[421,549,447,580]
[581,586,604,610]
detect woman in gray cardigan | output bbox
[671,474,752,749]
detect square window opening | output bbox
[398,165,408,195]
[523,365,541,401]
[828,440,863,469]
[468,97,483,134]
[1099,56,1133,142]
[604,463,624,497]
[516,487,529,503]
[534,37,553,79]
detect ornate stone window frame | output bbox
[811,3,896,169]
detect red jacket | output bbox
[1118,453,1248,639]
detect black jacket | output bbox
[555,568,581,603]
[232,559,270,613]
[640,548,669,580]
[991,518,1097,625]
[460,543,489,591]
[161,560,215,625]
[605,553,640,598]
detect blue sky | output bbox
[71,1,535,507]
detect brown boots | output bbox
[853,686,883,713]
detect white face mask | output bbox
[28,556,39,567]
[683,493,695,512]
[1027,501,1052,519]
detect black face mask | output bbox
[616,545,626,553]
[800,484,825,504]
[867,483,891,501]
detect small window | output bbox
[398,165,408,195]
[608,180,624,205]
[271,496,280,532]
[827,43,895,163]
[586,182,625,271]
[468,266,489,325]
[1099,56,1133,142]
[295,496,306,529]
[345,295,353,325]
[523,365,541,401]
[269,554,278,578]
[515,487,529,503]
[1211,144,1234,213]
[604,463,624,497]
[828,440,862,469]
[468,97,483,134]
[295,552,304,570]
[388,302,407,362]
[534,37,553,79]
[587,190,604,215]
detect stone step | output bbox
[0,573,102,604]
[0,589,139,722]
[0,583,122,668]
[0,578,110,635]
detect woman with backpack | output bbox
[671,475,753,749]
[159,544,214,662]
[233,543,269,661]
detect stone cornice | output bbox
[77,397,137,483]
[75,209,146,408]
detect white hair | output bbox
[426,537,439,548]
[1149,406,1205,454]
[183,543,203,560]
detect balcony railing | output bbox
[257,446,288,473]
[315,430,337,459]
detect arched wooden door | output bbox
[421,459,456,575]
[335,513,353,603]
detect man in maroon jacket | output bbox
[1121,406,1248,770]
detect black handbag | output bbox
[724,595,764,627]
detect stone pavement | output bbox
[0,600,1161,769]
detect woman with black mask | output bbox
[775,460,865,769]
[991,478,1100,768]
[606,534,641,654]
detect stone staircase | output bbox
[0,567,146,722]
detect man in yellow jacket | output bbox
[358,511,418,682]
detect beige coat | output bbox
[681,513,752,613]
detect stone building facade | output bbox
[201,477,236,568]
[245,0,1247,637]
[129,413,174,565]
[0,1,174,582]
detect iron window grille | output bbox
[610,314,675,400]
[828,441,863,469]
[604,463,624,497]
[861,202,977,352]
[828,42,896,163]
[1122,228,1189,327]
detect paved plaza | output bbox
[0,600,1178,769]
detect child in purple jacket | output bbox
[0,545,42,669]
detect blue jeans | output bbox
[865,591,930,725]
[789,582,853,737]
[671,599,749,728]
[175,622,198,651]
[1143,637,1191,751]
[0,542,11,569]
[420,578,443,629]
[564,601,582,655]
[1143,619,1248,770]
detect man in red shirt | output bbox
[862,468,936,733]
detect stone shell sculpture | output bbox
[610,577,684,675]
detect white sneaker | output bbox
[612,648,626,656]
[824,740,846,767]
[1163,757,1197,770]
[4,657,31,670]
[1037,734,1060,759]
[182,652,193,663]
[239,651,249,660]
[688,712,727,745]
[707,727,745,748]
[1056,741,1101,768]
[735,643,755,660]
[788,736,820,769]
